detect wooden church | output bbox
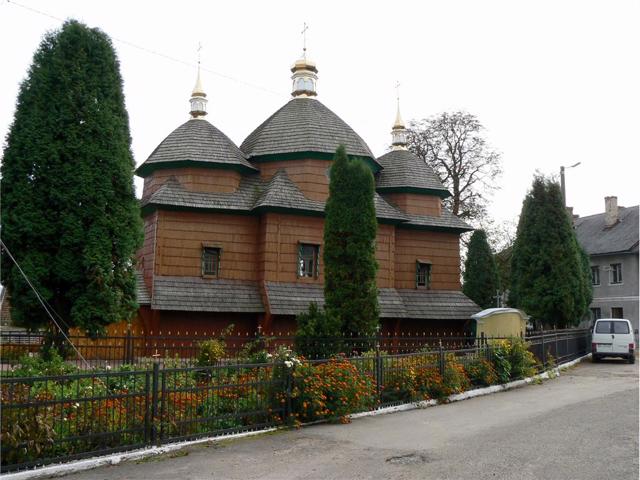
[134,50,479,335]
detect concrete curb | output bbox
[1,353,591,480]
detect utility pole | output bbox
[560,162,581,207]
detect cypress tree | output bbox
[463,230,500,309]
[509,176,591,328]
[1,20,143,336]
[323,145,379,336]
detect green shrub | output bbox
[442,354,471,395]
[295,302,343,359]
[492,343,512,384]
[507,338,537,379]
[292,356,375,423]
[465,357,498,386]
[10,350,77,377]
[197,339,226,367]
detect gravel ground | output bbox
[62,358,639,480]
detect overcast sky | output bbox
[1,0,638,224]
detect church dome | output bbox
[240,97,375,161]
[137,119,257,177]
[376,149,450,197]
[136,67,258,177]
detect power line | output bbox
[4,0,287,98]
[0,239,90,368]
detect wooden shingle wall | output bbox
[384,193,442,216]
[394,229,461,290]
[139,212,158,292]
[259,159,331,201]
[258,213,325,283]
[155,211,259,280]
[375,224,395,288]
[143,168,241,196]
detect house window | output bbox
[298,244,319,278]
[202,247,221,276]
[590,266,600,286]
[590,307,601,321]
[416,261,432,288]
[610,263,622,284]
[611,307,624,319]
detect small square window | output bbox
[610,263,622,284]
[298,244,319,278]
[590,307,601,321]
[611,307,624,319]
[202,247,221,276]
[590,266,600,286]
[416,262,432,288]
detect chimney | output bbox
[604,196,619,227]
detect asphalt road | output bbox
[64,358,638,480]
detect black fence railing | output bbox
[1,329,588,369]
[0,329,591,473]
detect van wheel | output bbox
[629,354,635,364]
[592,355,599,363]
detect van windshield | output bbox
[595,321,630,334]
[613,321,630,334]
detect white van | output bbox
[592,318,636,364]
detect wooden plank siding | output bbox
[139,212,158,293]
[155,211,260,280]
[259,159,331,201]
[258,213,325,283]
[394,229,461,290]
[384,192,442,216]
[143,168,242,196]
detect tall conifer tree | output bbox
[323,145,379,336]
[463,230,500,309]
[1,20,142,335]
[509,176,591,328]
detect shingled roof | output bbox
[264,282,478,320]
[142,172,408,223]
[135,271,151,306]
[376,149,450,197]
[253,170,325,214]
[142,176,262,213]
[240,98,375,161]
[397,290,480,320]
[152,276,264,313]
[137,119,258,177]
[574,205,639,256]
[401,209,473,233]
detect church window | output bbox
[416,261,431,288]
[202,247,221,276]
[298,243,320,278]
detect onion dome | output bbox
[136,70,257,177]
[189,65,207,118]
[241,98,375,162]
[241,55,378,168]
[376,99,450,197]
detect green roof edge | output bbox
[136,159,258,178]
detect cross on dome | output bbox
[391,82,408,149]
[291,23,318,98]
[190,43,208,118]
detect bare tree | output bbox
[407,111,502,224]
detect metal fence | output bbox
[0,329,591,473]
[0,329,583,368]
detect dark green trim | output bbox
[398,222,473,234]
[141,202,406,225]
[136,159,258,178]
[140,203,255,217]
[248,151,382,173]
[376,186,452,199]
